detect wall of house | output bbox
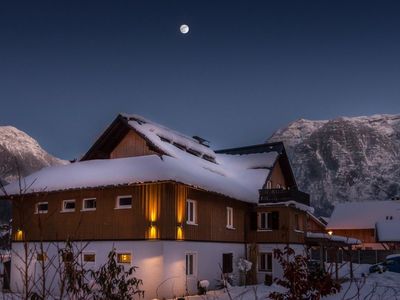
[110,130,157,159]
[331,229,376,245]
[246,206,306,245]
[11,182,249,243]
[265,161,288,189]
[307,215,326,232]
[10,240,245,299]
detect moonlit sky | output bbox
[1,1,400,160]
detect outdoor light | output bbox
[328,231,333,236]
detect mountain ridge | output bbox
[268,113,400,216]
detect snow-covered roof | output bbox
[123,114,217,162]
[327,201,400,230]
[259,200,314,214]
[376,221,400,242]
[3,114,280,202]
[306,232,361,245]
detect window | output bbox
[37,252,47,262]
[186,199,197,225]
[185,252,197,276]
[83,252,96,263]
[266,180,272,189]
[116,196,132,209]
[62,252,73,263]
[276,183,281,189]
[259,253,272,272]
[226,207,234,229]
[117,253,132,264]
[258,211,279,230]
[82,198,96,211]
[35,202,48,214]
[222,253,233,273]
[62,200,75,212]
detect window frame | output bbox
[258,212,271,231]
[226,206,234,229]
[61,199,76,213]
[186,199,198,225]
[115,195,132,209]
[116,252,132,265]
[35,202,48,214]
[82,198,97,211]
[36,252,47,262]
[258,252,273,272]
[82,252,96,264]
[185,252,198,277]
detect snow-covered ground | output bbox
[183,263,400,300]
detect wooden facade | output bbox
[329,229,376,244]
[9,114,321,246]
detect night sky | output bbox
[1,1,400,160]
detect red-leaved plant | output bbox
[269,246,341,300]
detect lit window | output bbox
[62,200,75,212]
[226,207,234,229]
[83,253,96,263]
[258,211,279,230]
[82,198,96,211]
[186,199,197,225]
[185,252,197,276]
[259,253,272,272]
[117,253,132,264]
[116,196,132,209]
[35,202,48,214]
[37,252,47,262]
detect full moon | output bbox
[180,24,189,34]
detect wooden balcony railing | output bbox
[259,188,310,206]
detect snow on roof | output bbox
[259,200,314,213]
[123,114,216,162]
[376,221,400,242]
[306,232,361,245]
[327,200,400,230]
[3,150,279,203]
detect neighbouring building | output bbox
[327,200,400,250]
[3,114,326,299]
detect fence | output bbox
[311,248,400,265]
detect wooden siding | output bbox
[11,182,248,243]
[266,161,288,189]
[247,206,306,244]
[110,130,157,159]
[330,229,376,244]
[307,215,326,233]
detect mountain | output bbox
[268,114,400,217]
[0,126,67,222]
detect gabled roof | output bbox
[3,114,284,203]
[217,142,297,189]
[327,200,400,230]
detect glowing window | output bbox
[117,253,132,264]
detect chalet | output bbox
[3,114,325,299]
[327,200,400,250]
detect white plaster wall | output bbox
[255,243,307,284]
[10,241,245,300]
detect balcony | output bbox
[259,188,310,206]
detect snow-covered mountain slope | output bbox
[0,126,67,185]
[268,114,400,217]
